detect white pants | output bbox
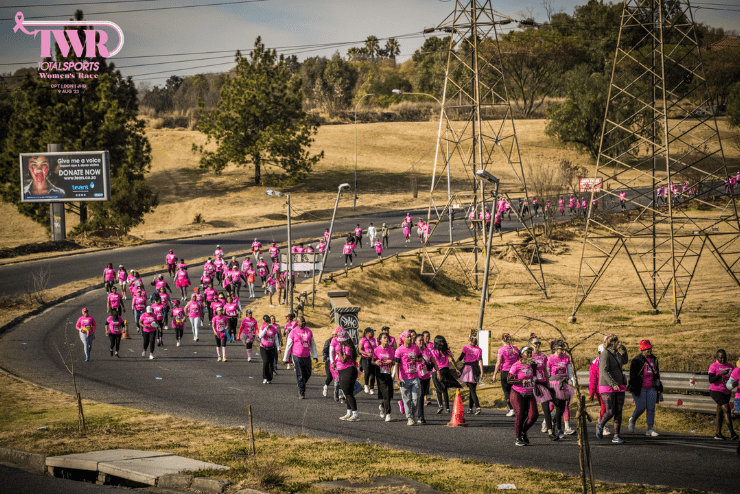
[189,317,201,339]
[248,282,255,297]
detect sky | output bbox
[2,0,739,88]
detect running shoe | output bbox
[385,414,392,422]
[364,385,370,394]
[339,412,351,421]
[406,418,415,426]
[714,434,726,440]
[222,357,227,362]
[369,389,374,395]
[149,354,154,360]
[611,435,625,444]
[176,341,180,347]
[445,409,450,413]
[646,430,659,437]
[541,419,548,433]
[603,425,611,436]
[565,426,576,435]
[549,432,559,441]
[628,417,635,433]
[521,433,530,445]
[379,405,385,418]
[347,414,359,422]
[298,394,305,400]
[514,439,526,447]
[475,408,481,415]
[85,357,89,362]
[142,351,146,357]
[195,338,199,342]
[263,379,267,384]
[115,352,119,358]
[506,409,515,417]
[218,357,222,361]
[424,397,431,405]
[436,407,443,414]
[557,430,565,440]
[248,357,252,362]
[323,385,328,397]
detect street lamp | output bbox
[317,183,351,283]
[265,188,293,313]
[475,170,499,334]
[393,89,453,243]
[354,93,374,211]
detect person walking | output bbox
[381,223,389,248]
[374,332,396,422]
[185,294,202,342]
[367,223,377,247]
[547,340,576,438]
[258,315,279,384]
[530,334,558,441]
[103,263,116,293]
[588,344,610,436]
[596,334,629,443]
[138,306,158,359]
[335,330,360,421]
[282,316,318,399]
[415,334,433,424]
[170,300,186,347]
[508,346,539,446]
[708,349,737,440]
[492,333,520,416]
[76,308,97,362]
[343,239,354,266]
[237,309,258,361]
[359,327,377,394]
[431,335,461,414]
[211,307,229,362]
[117,265,128,299]
[458,335,484,415]
[394,331,422,425]
[627,340,662,437]
[105,308,125,358]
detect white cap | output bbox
[598,344,604,353]
[146,306,153,313]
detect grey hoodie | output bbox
[598,344,629,389]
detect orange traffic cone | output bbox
[446,389,468,427]
[121,322,131,340]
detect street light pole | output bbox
[475,170,499,333]
[318,183,350,283]
[266,188,293,313]
[354,93,374,211]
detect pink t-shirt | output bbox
[224,302,239,317]
[158,292,170,306]
[395,344,421,380]
[359,337,377,357]
[166,253,177,264]
[171,307,186,327]
[417,347,433,380]
[642,355,657,389]
[76,316,97,333]
[335,343,357,371]
[117,269,127,283]
[238,318,257,340]
[210,300,225,317]
[186,301,201,318]
[288,327,313,358]
[730,367,740,401]
[204,288,217,302]
[531,352,548,382]
[151,303,165,321]
[132,295,147,311]
[212,315,228,339]
[343,244,353,255]
[139,313,157,332]
[108,292,122,309]
[259,323,279,348]
[431,349,452,369]
[509,361,535,395]
[709,361,734,394]
[461,345,482,363]
[547,353,571,378]
[106,316,124,335]
[104,268,115,281]
[498,345,520,372]
[373,345,395,374]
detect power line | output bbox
[0,0,270,21]
[2,0,162,8]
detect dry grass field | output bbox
[5,117,736,249]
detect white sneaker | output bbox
[385,414,392,422]
[323,385,328,397]
[248,357,252,362]
[628,417,636,433]
[379,405,385,418]
[263,379,267,384]
[506,409,516,417]
[149,354,154,359]
[646,429,659,437]
[541,419,548,433]
[142,351,146,357]
[407,418,415,426]
[364,385,370,394]
[603,425,611,436]
[176,340,180,347]
[565,426,576,435]
[347,414,359,422]
[369,389,375,395]
[339,412,351,421]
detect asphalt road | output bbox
[0,206,736,493]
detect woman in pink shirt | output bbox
[373,333,396,422]
[431,335,461,413]
[588,344,609,436]
[492,333,520,417]
[103,263,116,293]
[342,239,354,266]
[105,308,125,358]
[175,266,191,301]
[238,309,258,361]
[185,294,202,341]
[708,349,737,440]
[458,335,484,415]
[76,308,97,362]
[258,315,279,383]
[548,340,575,439]
[359,328,377,394]
[211,307,229,362]
[529,334,558,441]
[414,334,433,424]
[507,346,539,446]
[117,265,128,299]
[335,330,360,421]
[170,300,186,347]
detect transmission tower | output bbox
[571,0,740,323]
[419,0,548,299]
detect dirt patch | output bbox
[0,240,84,259]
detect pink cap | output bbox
[82,308,88,313]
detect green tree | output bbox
[365,36,380,61]
[193,37,323,185]
[728,82,740,129]
[410,36,449,99]
[0,10,158,233]
[385,38,400,62]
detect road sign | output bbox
[579,178,602,193]
[281,252,322,272]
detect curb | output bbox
[0,446,46,474]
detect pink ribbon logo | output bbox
[13,12,38,36]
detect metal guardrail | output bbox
[575,371,721,414]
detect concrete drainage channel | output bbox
[0,446,269,494]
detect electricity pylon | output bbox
[419,0,548,299]
[571,0,740,323]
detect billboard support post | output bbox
[47,143,66,241]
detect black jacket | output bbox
[627,354,661,397]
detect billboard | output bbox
[281,252,323,272]
[579,177,602,193]
[20,151,110,202]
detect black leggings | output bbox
[108,333,121,352]
[339,366,358,411]
[599,392,626,434]
[173,324,184,340]
[377,372,394,415]
[467,382,480,409]
[541,401,554,431]
[501,371,513,409]
[142,331,156,353]
[344,254,352,264]
[361,357,376,388]
[432,373,449,410]
[227,317,237,340]
[260,346,276,381]
[324,360,334,386]
[551,396,567,431]
[419,377,431,420]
